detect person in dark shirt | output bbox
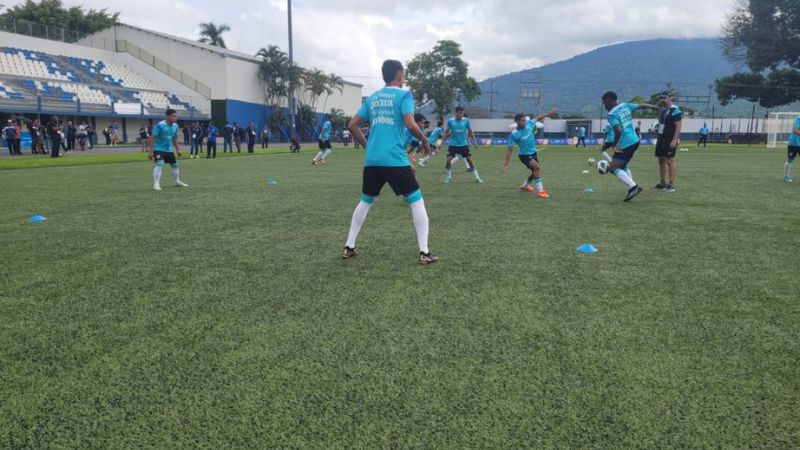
[190,121,204,159]
[182,125,191,145]
[261,126,270,149]
[139,123,150,153]
[223,122,234,153]
[232,122,242,152]
[654,92,682,192]
[49,116,63,158]
[206,122,219,159]
[246,122,256,153]
[66,121,76,150]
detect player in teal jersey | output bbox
[501,108,558,197]
[442,106,482,183]
[404,113,427,165]
[784,115,800,182]
[312,116,334,165]
[148,108,188,191]
[601,91,658,201]
[418,120,445,167]
[343,60,438,265]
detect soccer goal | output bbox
[766,112,800,148]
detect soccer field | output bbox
[1,145,798,448]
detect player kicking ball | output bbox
[501,108,558,198]
[148,108,189,191]
[601,91,658,201]
[342,59,438,265]
[442,106,482,183]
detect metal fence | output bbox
[0,16,115,50]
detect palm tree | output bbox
[297,103,317,140]
[321,73,345,113]
[304,68,328,111]
[256,45,289,107]
[198,22,231,48]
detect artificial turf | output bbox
[1,144,798,448]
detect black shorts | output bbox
[655,138,677,158]
[448,145,471,158]
[154,151,176,165]
[362,166,420,198]
[611,143,639,167]
[602,142,614,151]
[788,145,800,160]
[318,140,332,150]
[410,140,420,149]
[518,153,539,168]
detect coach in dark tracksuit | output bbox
[206,122,219,159]
[190,122,204,158]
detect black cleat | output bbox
[654,182,667,190]
[341,246,357,259]
[418,252,439,265]
[664,184,676,192]
[624,185,643,202]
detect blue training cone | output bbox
[577,243,598,254]
[28,215,47,223]
[583,188,594,193]
[268,178,277,187]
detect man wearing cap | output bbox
[654,91,682,192]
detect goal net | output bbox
[766,112,800,148]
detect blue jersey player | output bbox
[343,60,438,265]
[442,106,482,183]
[312,116,334,165]
[418,120,445,167]
[784,115,800,182]
[601,91,658,202]
[148,108,189,191]
[501,108,558,197]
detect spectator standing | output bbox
[109,120,120,146]
[3,120,15,155]
[102,127,111,145]
[342,128,351,147]
[206,122,219,159]
[12,121,22,155]
[182,124,191,145]
[233,122,243,152]
[78,120,89,151]
[29,119,45,154]
[49,116,63,158]
[261,126,270,149]
[223,122,234,153]
[66,121,76,150]
[190,121,203,159]
[246,122,256,153]
[139,123,150,152]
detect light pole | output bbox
[287,0,295,139]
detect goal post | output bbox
[766,112,800,148]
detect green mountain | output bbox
[470,38,796,118]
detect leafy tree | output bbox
[1,0,119,34]
[716,0,800,107]
[406,40,482,119]
[304,68,328,111]
[297,104,316,140]
[256,45,289,108]
[321,73,344,113]
[198,22,230,48]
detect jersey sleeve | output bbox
[356,101,369,120]
[152,124,162,138]
[401,91,414,115]
[672,107,683,121]
[507,132,518,147]
[607,113,621,127]
[626,103,640,113]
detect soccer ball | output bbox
[597,160,610,175]
[587,157,596,166]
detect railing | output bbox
[0,16,114,50]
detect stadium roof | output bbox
[106,23,362,88]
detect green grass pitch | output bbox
[1,145,798,448]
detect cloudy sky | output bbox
[46,0,733,92]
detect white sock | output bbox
[445,168,452,178]
[472,168,481,179]
[345,200,372,249]
[535,178,544,192]
[785,160,793,178]
[171,166,180,184]
[464,159,471,168]
[602,151,612,162]
[313,151,324,161]
[322,149,332,159]
[410,199,429,254]
[614,168,637,188]
[153,165,163,185]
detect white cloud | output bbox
[48,0,733,93]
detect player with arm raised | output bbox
[601,91,658,202]
[501,108,558,197]
[342,60,438,265]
